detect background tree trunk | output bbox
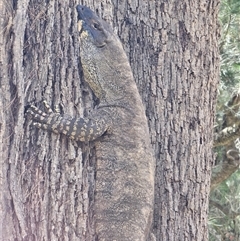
[0,0,219,241]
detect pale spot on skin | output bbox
[79,137,85,141]
[77,20,83,32]
[71,131,76,137]
[80,30,88,39]
[81,131,86,136]
[65,126,70,131]
[46,118,52,124]
[51,120,61,130]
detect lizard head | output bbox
[76,5,133,103]
[76,5,113,48]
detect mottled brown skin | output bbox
[27,5,155,241]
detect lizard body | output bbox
[27,5,155,241]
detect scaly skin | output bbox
[27,5,155,240]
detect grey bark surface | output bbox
[0,0,219,241]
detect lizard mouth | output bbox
[76,5,89,32]
[76,5,90,38]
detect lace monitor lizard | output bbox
[27,5,155,241]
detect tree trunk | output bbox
[0,0,219,241]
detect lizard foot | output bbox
[27,101,61,133]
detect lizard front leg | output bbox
[27,101,109,142]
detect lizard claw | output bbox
[43,100,54,114]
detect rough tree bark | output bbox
[0,0,219,241]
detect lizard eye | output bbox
[93,22,102,30]
[93,23,98,28]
